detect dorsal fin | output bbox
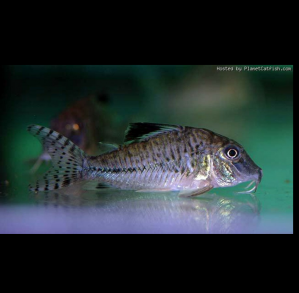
[124,123,182,144]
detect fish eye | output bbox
[224,146,240,160]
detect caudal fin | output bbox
[27,125,87,192]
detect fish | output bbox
[27,123,263,197]
[29,92,122,173]
[49,92,119,154]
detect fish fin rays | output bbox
[136,188,174,193]
[98,142,119,154]
[27,124,86,192]
[124,123,182,144]
[179,185,213,197]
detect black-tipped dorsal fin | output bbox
[124,123,182,144]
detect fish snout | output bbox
[257,168,263,183]
[237,167,263,194]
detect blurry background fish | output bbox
[50,92,120,152]
[28,92,125,173]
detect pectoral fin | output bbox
[179,185,213,197]
[136,188,173,193]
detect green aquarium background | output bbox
[0,65,293,234]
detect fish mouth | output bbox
[237,169,263,194]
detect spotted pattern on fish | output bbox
[27,125,86,192]
[28,123,262,195]
[83,126,228,190]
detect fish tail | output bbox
[27,125,88,192]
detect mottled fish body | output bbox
[28,123,262,196]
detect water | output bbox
[0,65,293,234]
[0,179,292,233]
[0,192,260,234]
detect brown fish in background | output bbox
[28,123,262,197]
[30,93,121,172]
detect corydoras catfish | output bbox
[27,123,262,197]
